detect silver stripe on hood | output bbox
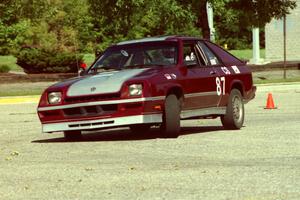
[67,69,147,97]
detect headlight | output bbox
[48,92,62,104]
[128,84,143,96]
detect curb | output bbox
[0,95,40,105]
[256,81,300,86]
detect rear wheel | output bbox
[161,94,181,138]
[129,124,151,134]
[64,130,82,140]
[221,89,244,129]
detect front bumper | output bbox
[38,96,165,133]
[42,114,163,133]
[244,85,256,103]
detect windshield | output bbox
[88,42,178,73]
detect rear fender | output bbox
[230,80,245,97]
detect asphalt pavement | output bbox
[0,83,299,200]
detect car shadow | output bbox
[31,126,225,143]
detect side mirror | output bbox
[95,50,102,58]
[78,62,88,76]
[78,68,85,76]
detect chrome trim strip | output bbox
[42,114,163,133]
[185,91,216,98]
[180,107,226,119]
[38,96,165,112]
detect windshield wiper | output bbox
[123,65,143,69]
[100,66,119,70]
[89,66,119,74]
[94,66,120,73]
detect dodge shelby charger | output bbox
[37,36,256,139]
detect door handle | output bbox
[210,71,216,75]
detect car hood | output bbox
[64,69,148,97]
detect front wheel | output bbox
[221,89,244,129]
[161,94,181,138]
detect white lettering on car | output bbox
[164,74,172,80]
[216,77,226,96]
[221,67,231,75]
[210,59,217,65]
[170,74,177,79]
[231,65,241,74]
[164,73,177,80]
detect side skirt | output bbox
[180,107,226,120]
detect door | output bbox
[181,40,220,111]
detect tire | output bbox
[161,94,181,138]
[64,130,82,140]
[129,124,151,134]
[221,89,244,130]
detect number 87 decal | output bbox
[216,77,225,96]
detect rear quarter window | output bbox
[205,41,244,66]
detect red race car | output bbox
[37,36,256,139]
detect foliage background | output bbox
[0,0,297,72]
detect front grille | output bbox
[63,105,117,117]
[69,120,114,128]
[64,93,120,104]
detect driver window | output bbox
[183,43,198,66]
[183,42,207,66]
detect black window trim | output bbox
[197,41,225,67]
[183,40,215,68]
[195,43,209,66]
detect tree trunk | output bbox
[197,0,210,40]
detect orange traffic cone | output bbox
[265,93,277,109]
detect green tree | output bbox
[0,0,93,55]
[213,1,253,49]
[214,0,296,48]
[227,0,297,28]
[177,0,297,40]
[0,0,29,54]
[88,0,198,52]
[44,0,94,52]
[1,0,297,56]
